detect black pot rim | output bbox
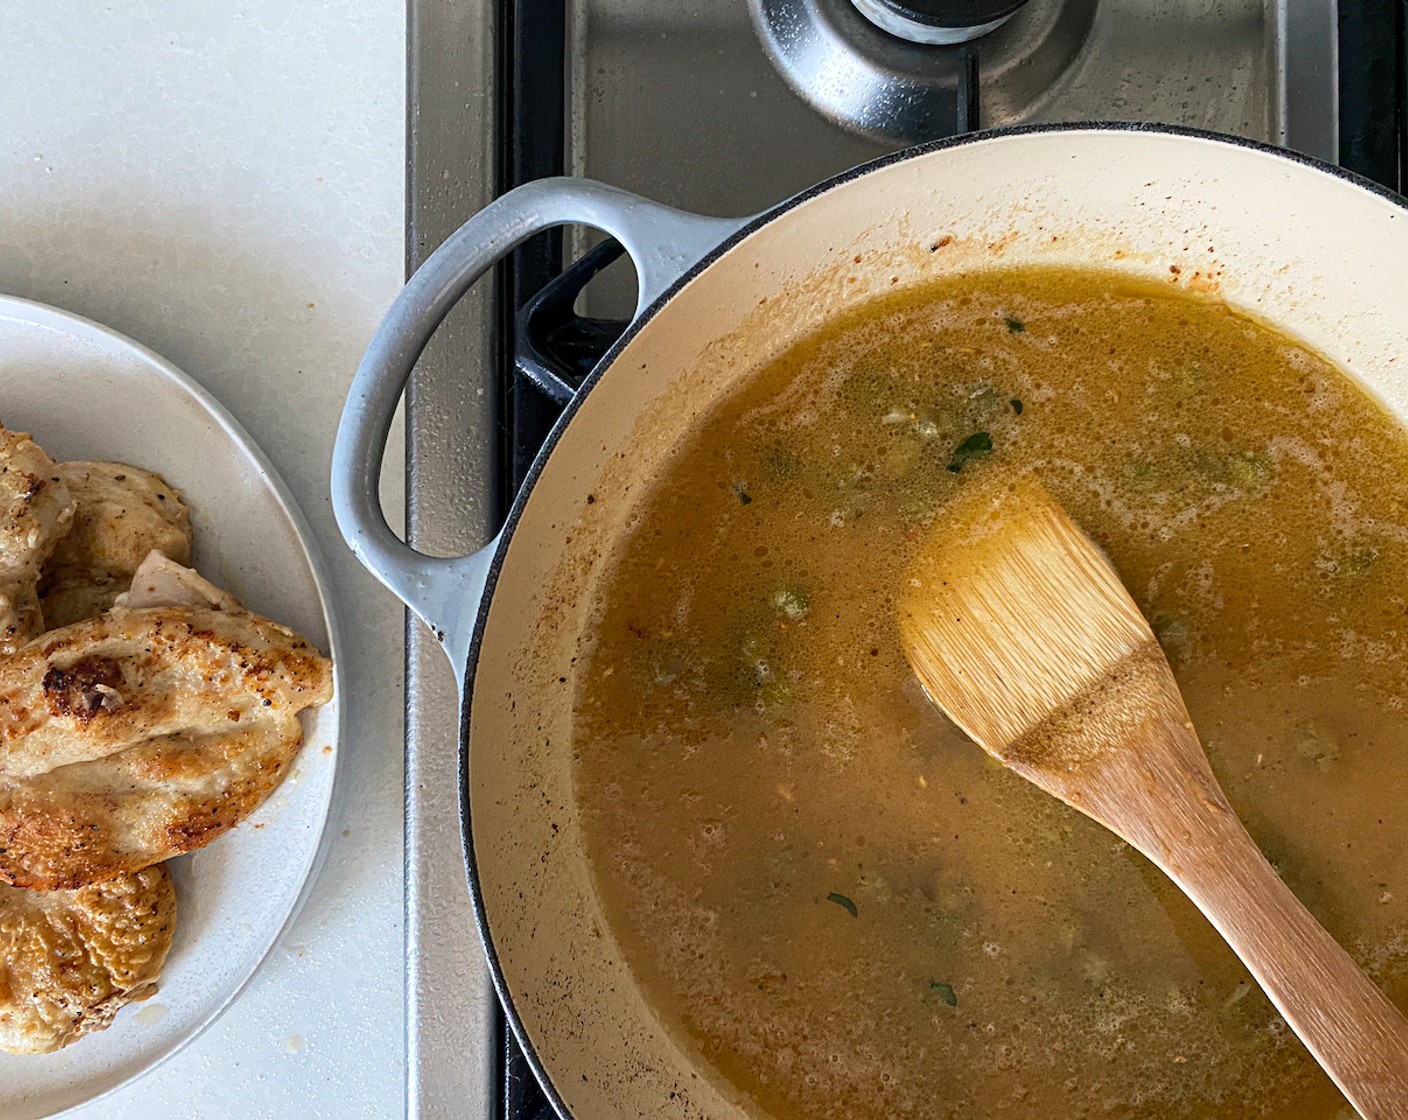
[455,120,1408,1120]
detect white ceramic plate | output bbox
[0,295,342,1118]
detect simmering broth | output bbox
[573,268,1408,1119]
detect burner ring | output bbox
[750,0,1096,143]
[853,0,1029,44]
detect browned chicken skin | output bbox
[0,424,333,1057]
[0,865,176,1053]
[0,425,75,652]
[40,461,192,628]
[0,601,333,889]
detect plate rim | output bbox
[0,292,347,1117]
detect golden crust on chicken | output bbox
[0,418,337,1056]
[0,865,176,1054]
[41,461,191,628]
[0,425,75,651]
[0,602,332,889]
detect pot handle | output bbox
[331,178,748,679]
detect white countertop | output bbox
[2,2,407,1117]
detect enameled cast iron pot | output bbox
[332,125,1408,1119]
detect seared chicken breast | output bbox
[0,595,332,889]
[0,417,337,1055]
[41,461,191,628]
[0,425,75,651]
[0,865,175,1054]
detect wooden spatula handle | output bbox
[1051,694,1408,1119]
[1172,806,1408,1120]
[903,489,1408,1112]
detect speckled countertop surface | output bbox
[1,2,406,1117]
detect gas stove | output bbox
[403,3,1404,1117]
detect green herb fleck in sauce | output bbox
[1010,398,1024,415]
[947,431,994,473]
[930,980,959,1006]
[1003,315,1026,333]
[827,892,858,918]
[1337,546,1379,579]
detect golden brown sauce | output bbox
[573,268,1408,1119]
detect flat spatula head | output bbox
[898,481,1155,759]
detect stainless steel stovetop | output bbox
[403,2,1398,1116]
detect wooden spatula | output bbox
[898,481,1408,1120]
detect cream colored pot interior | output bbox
[468,129,1408,1119]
